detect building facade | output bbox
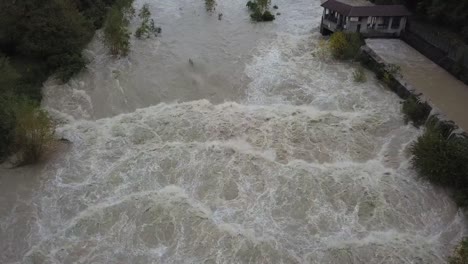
[320,0,411,37]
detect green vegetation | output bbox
[205,0,217,12]
[104,0,135,56]
[246,0,275,22]
[0,56,55,164]
[0,0,132,162]
[410,120,468,207]
[135,4,160,39]
[353,66,367,82]
[328,32,364,60]
[13,99,54,165]
[450,238,468,264]
[401,95,431,127]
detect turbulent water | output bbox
[0,0,466,263]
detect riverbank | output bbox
[1,0,466,263]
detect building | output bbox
[320,0,411,37]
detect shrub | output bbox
[205,0,217,12]
[247,0,275,22]
[47,53,87,82]
[104,1,134,56]
[261,11,275,21]
[0,95,15,160]
[250,8,263,21]
[246,1,258,11]
[135,4,160,39]
[402,96,431,127]
[0,56,20,92]
[353,66,367,82]
[450,238,468,264]
[410,121,468,194]
[256,0,271,10]
[13,99,55,165]
[329,32,364,60]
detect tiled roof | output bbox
[321,0,411,17]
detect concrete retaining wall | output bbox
[360,45,467,138]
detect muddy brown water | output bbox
[0,0,466,263]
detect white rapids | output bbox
[0,0,466,263]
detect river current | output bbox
[0,0,466,263]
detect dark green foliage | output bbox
[415,0,468,31]
[0,94,16,160]
[402,95,431,127]
[410,120,468,206]
[72,0,118,29]
[449,238,468,264]
[16,0,93,58]
[0,0,119,87]
[246,1,258,11]
[0,57,20,92]
[135,4,160,39]
[103,0,134,56]
[0,57,20,159]
[250,8,263,21]
[205,0,216,12]
[261,11,275,21]
[247,0,275,22]
[0,0,122,160]
[48,53,88,82]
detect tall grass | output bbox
[410,119,468,206]
[402,96,431,127]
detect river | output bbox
[0,0,466,263]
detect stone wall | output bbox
[360,45,467,137]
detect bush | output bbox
[205,0,216,12]
[410,121,468,201]
[250,8,263,21]
[329,32,364,60]
[0,56,20,92]
[13,99,55,165]
[353,66,367,82]
[329,32,348,59]
[402,95,431,127]
[247,0,275,22]
[261,10,275,21]
[0,95,15,160]
[135,4,160,39]
[246,1,258,11]
[104,1,134,56]
[450,238,468,264]
[47,53,87,82]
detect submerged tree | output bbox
[205,0,217,13]
[135,4,161,39]
[246,0,275,22]
[104,0,135,56]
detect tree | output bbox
[135,4,160,39]
[104,0,134,55]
